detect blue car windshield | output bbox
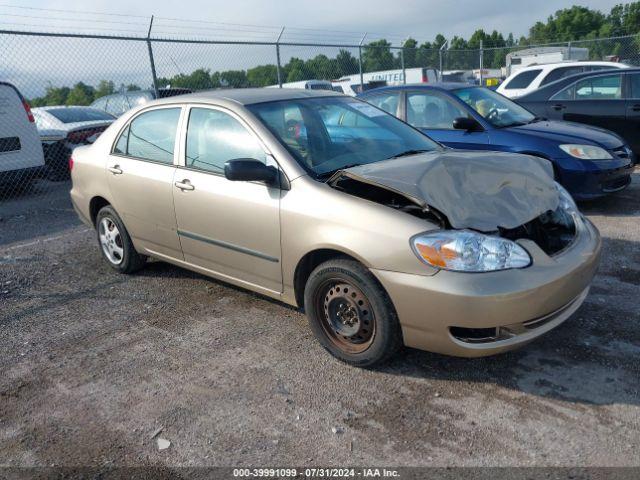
[453,87,536,128]
[248,96,442,178]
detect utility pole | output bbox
[479,40,484,86]
[358,33,367,92]
[146,15,159,96]
[276,27,285,88]
[439,39,448,81]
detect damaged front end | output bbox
[327,150,578,261]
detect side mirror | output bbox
[224,159,278,185]
[453,117,483,132]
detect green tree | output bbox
[363,39,395,72]
[94,80,115,99]
[247,64,278,86]
[220,70,248,88]
[335,49,359,76]
[400,38,418,68]
[65,82,94,105]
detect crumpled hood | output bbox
[332,150,559,232]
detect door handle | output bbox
[632,104,640,112]
[108,165,123,175]
[552,104,566,111]
[174,179,195,191]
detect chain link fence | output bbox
[1,29,639,208]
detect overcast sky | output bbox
[20,0,626,42]
[1,0,628,97]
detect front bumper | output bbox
[556,154,634,200]
[372,216,602,357]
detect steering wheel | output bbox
[486,108,500,121]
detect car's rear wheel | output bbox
[304,258,402,367]
[95,205,146,274]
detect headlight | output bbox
[555,182,578,213]
[411,231,531,272]
[559,144,612,160]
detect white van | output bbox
[0,81,45,186]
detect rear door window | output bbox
[114,107,181,164]
[503,69,542,90]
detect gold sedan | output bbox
[70,89,601,367]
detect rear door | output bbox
[107,106,183,259]
[551,73,627,135]
[625,72,640,155]
[0,83,44,173]
[404,90,489,149]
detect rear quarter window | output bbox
[503,69,542,90]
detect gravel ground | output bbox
[0,174,639,469]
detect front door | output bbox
[550,73,627,135]
[172,106,282,294]
[107,106,183,259]
[625,72,640,155]
[405,91,490,150]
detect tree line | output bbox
[29,2,640,106]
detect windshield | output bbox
[453,87,535,128]
[47,107,115,124]
[248,96,442,177]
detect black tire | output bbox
[95,205,146,274]
[304,258,402,367]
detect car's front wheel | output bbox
[304,258,402,367]
[95,205,146,274]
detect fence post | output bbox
[276,27,285,88]
[439,39,448,80]
[358,33,367,92]
[479,40,484,86]
[146,16,158,96]
[400,48,406,84]
[567,41,572,60]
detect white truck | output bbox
[0,81,45,188]
[332,67,439,95]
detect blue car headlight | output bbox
[559,144,613,160]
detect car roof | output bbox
[360,83,473,95]
[518,67,640,101]
[512,61,630,74]
[154,87,343,106]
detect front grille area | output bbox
[499,207,576,256]
[612,146,631,160]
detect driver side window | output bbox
[406,92,468,129]
[185,108,266,174]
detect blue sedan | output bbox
[358,84,635,200]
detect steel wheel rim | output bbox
[315,279,375,354]
[99,217,124,265]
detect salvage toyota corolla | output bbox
[69,89,602,366]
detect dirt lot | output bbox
[1,174,639,469]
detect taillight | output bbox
[421,70,428,83]
[22,100,35,123]
[69,157,74,171]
